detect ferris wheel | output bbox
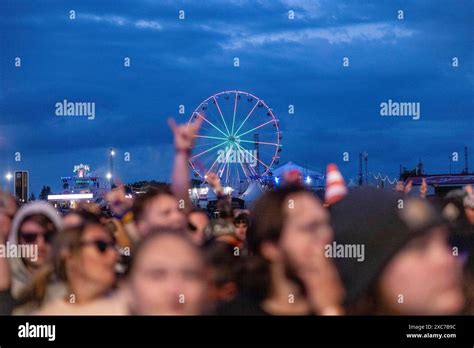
[188,90,282,188]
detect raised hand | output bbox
[206,172,221,189]
[420,178,428,198]
[299,243,345,315]
[404,180,413,194]
[395,181,405,192]
[168,117,203,153]
[207,172,224,196]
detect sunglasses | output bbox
[19,230,55,244]
[80,240,116,253]
[187,221,198,232]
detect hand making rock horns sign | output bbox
[168,116,203,153]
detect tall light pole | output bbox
[362,151,368,185]
[109,148,115,188]
[5,172,12,192]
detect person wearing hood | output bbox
[0,201,63,314]
[331,187,465,315]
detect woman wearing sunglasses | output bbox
[31,218,120,314]
[6,201,62,303]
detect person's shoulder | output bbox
[33,298,69,315]
[85,289,130,315]
[34,290,130,315]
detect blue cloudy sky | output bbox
[0,0,473,194]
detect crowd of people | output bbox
[0,118,473,315]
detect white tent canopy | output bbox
[271,161,324,179]
[240,181,264,203]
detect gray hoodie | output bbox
[8,201,63,299]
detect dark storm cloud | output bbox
[0,0,472,193]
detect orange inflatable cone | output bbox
[325,164,347,206]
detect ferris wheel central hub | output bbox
[228,136,239,143]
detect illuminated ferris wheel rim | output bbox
[193,90,277,117]
[188,90,282,181]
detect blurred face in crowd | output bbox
[234,221,248,241]
[128,233,208,315]
[188,211,209,245]
[137,194,186,236]
[377,227,465,315]
[277,192,333,275]
[66,224,118,296]
[62,212,83,228]
[0,195,16,240]
[18,218,55,270]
